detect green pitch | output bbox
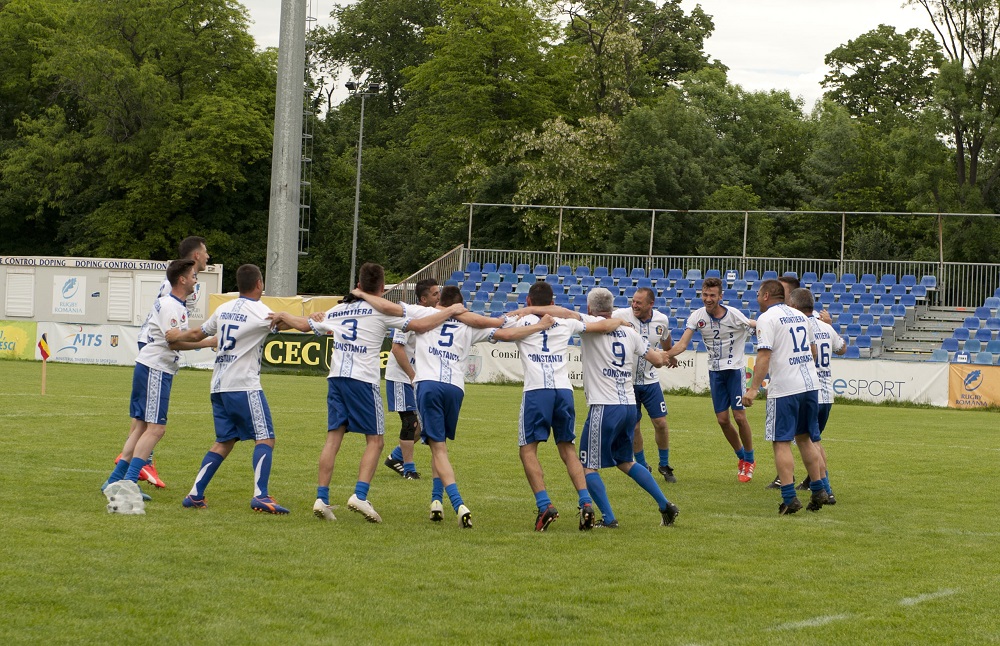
[0,361,996,644]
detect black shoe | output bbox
[595,518,619,529]
[578,503,596,531]
[778,498,803,515]
[402,470,421,480]
[534,504,559,532]
[807,489,829,511]
[660,501,679,526]
[826,492,837,505]
[383,457,404,476]
[766,474,794,490]
[796,477,811,491]
[658,464,677,483]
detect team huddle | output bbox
[101,239,846,526]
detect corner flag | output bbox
[38,334,50,361]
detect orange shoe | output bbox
[738,461,755,483]
[737,459,745,479]
[139,461,166,488]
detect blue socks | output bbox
[628,462,669,509]
[658,448,670,468]
[534,490,551,512]
[780,483,796,505]
[107,458,130,484]
[354,480,371,501]
[431,477,444,502]
[317,486,330,505]
[823,470,832,494]
[191,451,225,498]
[809,479,825,493]
[633,450,648,469]
[445,483,464,511]
[585,472,614,523]
[124,457,148,483]
[744,449,755,463]
[253,444,272,497]
[577,488,593,507]
[391,446,403,461]
[403,462,416,474]
[735,446,746,461]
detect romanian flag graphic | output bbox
[38,334,50,361]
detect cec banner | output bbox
[0,320,38,360]
[948,364,1000,408]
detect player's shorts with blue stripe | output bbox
[709,368,746,414]
[518,388,576,447]
[580,404,637,469]
[129,362,173,425]
[634,383,667,421]
[817,402,833,434]
[327,377,384,435]
[386,379,416,413]
[415,381,464,443]
[764,390,819,443]
[211,390,275,442]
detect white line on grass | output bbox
[773,614,851,630]
[831,438,1000,452]
[51,467,107,474]
[929,528,1000,537]
[900,589,959,606]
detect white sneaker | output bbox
[347,494,382,523]
[429,499,444,522]
[312,498,336,521]
[456,504,472,528]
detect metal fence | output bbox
[383,244,465,304]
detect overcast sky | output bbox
[239,0,934,110]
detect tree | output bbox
[822,24,943,130]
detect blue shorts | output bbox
[817,403,833,435]
[129,363,173,425]
[518,389,576,447]
[386,380,416,413]
[327,377,384,435]
[709,368,746,414]
[580,404,637,469]
[211,391,275,442]
[634,383,667,421]
[764,390,819,443]
[416,381,464,443]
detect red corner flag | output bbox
[38,334,50,361]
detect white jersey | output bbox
[686,306,752,371]
[611,308,670,386]
[511,315,585,391]
[410,305,497,391]
[137,276,201,344]
[580,314,650,405]
[309,300,408,385]
[200,297,274,393]
[810,317,845,404]
[135,294,189,374]
[384,329,416,383]
[755,304,818,398]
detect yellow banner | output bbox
[948,364,1000,408]
[0,321,38,360]
[207,293,306,317]
[303,296,342,316]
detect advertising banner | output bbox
[34,322,215,369]
[52,276,87,316]
[948,364,1000,409]
[0,320,38,360]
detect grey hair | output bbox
[789,287,814,313]
[587,287,614,314]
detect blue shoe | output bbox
[140,491,152,502]
[251,495,289,515]
[182,495,207,509]
[100,479,113,493]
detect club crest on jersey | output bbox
[170,318,178,327]
[181,313,187,323]
[655,325,664,336]
[697,320,706,328]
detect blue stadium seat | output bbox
[554,294,571,307]
[783,271,798,279]
[654,296,667,308]
[581,276,596,288]
[867,324,883,339]
[975,306,991,320]
[466,262,481,273]
[705,269,721,279]
[482,263,497,274]
[611,267,628,280]
[598,276,615,289]
[691,298,705,309]
[855,335,872,349]
[743,270,759,284]
[819,292,835,306]
[517,293,528,305]
[837,313,853,327]
[858,313,874,327]
[674,307,691,321]
[985,296,1000,310]
[911,285,927,298]
[514,282,532,294]
[594,266,609,278]
[860,274,877,288]
[741,308,753,319]
[987,317,1000,331]
[870,284,888,298]
[499,262,514,276]
[574,266,591,278]
[847,323,862,337]
[533,264,548,277]
[495,282,514,295]
[843,346,861,359]
[450,270,465,282]
[942,337,959,353]
[890,303,906,318]
[666,268,683,282]
[687,268,703,280]
[954,351,971,363]
[691,279,704,292]
[921,275,937,289]
[636,277,652,289]
[880,273,897,287]
[744,342,756,355]
[929,349,949,362]
[811,283,825,296]
[889,284,906,297]
[975,328,993,342]
[965,339,982,354]
[743,290,758,304]
[821,272,837,286]
[975,352,994,365]
[470,301,486,314]
[445,279,459,287]
[826,302,844,316]
[900,294,916,308]
[657,306,671,318]
[557,265,572,278]
[672,278,690,293]
[987,339,1000,354]
[841,273,857,287]
[489,300,506,314]
[878,314,895,327]
[859,292,875,307]
[733,279,748,292]
[901,274,917,288]
[727,299,743,309]
[953,327,970,341]
[460,290,473,303]
[996,287,1000,298]
[849,302,865,316]
[870,303,886,316]
[802,271,818,286]
[474,290,491,302]
[568,284,583,296]
[624,286,638,298]
[762,270,778,281]
[725,269,739,284]
[630,268,646,280]
[460,280,477,293]
[723,289,739,301]
[649,267,665,280]
[515,263,531,277]
[682,288,697,301]
[545,274,560,286]
[670,297,685,309]
[964,316,980,329]
[611,295,626,308]
[504,301,518,313]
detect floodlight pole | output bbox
[347,82,380,291]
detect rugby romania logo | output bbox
[963,369,983,392]
[61,277,79,299]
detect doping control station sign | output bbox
[948,364,1000,409]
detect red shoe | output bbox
[737,459,745,479]
[738,461,755,483]
[139,461,166,488]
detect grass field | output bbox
[1,359,997,645]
